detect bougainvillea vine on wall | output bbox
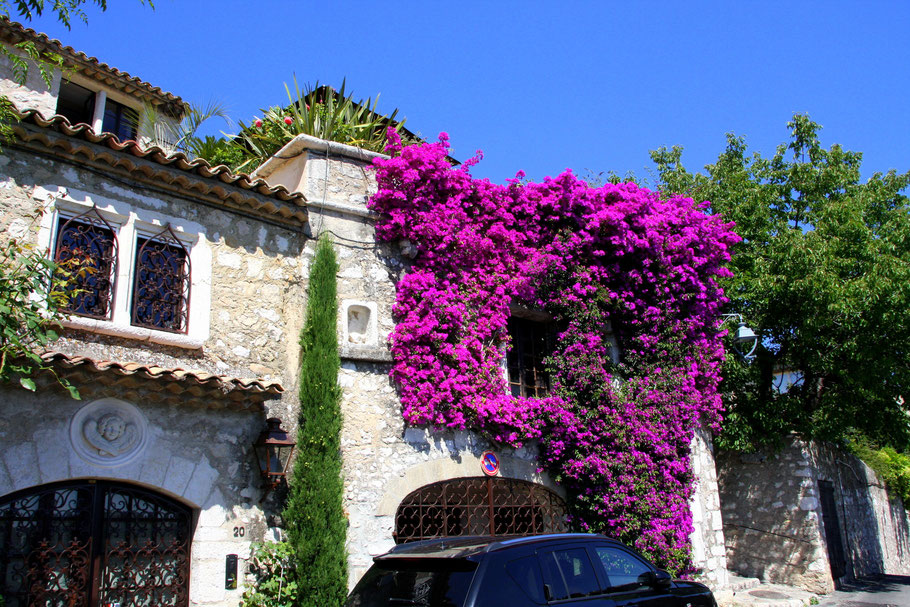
[369,131,740,573]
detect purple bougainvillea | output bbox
[369,131,740,573]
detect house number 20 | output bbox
[233,526,245,537]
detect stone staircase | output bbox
[715,574,820,607]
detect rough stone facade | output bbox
[0,125,308,606]
[256,137,733,590]
[717,437,910,594]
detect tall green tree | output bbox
[651,114,910,451]
[283,234,347,607]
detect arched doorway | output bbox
[394,476,567,543]
[0,480,192,607]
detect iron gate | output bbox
[0,480,192,607]
[394,476,567,543]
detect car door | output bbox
[589,544,679,607]
[536,544,615,606]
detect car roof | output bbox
[376,533,619,561]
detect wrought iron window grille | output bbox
[394,477,568,543]
[507,316,555,398]
[131,224,191,334]
[53,206,119,321]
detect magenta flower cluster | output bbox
[369,131,740,573]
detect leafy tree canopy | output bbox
[651,114,910,451]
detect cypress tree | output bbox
[283,234,347,606]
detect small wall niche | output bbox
[342,300,377,346]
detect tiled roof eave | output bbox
[0,18,184,112]
[10,110,309,228]
[32,352,284,412]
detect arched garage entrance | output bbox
[0,480,192,606]
[394,476,567,543]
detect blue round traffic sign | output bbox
[481,451,500,476]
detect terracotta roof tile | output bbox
[37,351,283,411]
[0,18,184,114]
[11,109,309,226]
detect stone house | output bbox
[0,21,310,606]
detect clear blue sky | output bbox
[23,0,910,186]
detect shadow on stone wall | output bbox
[718,439,910,594]
[717,444,833,593]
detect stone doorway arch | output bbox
[0,479,193,606]
[394,476,567,543]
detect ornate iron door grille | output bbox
[0,480,192,607]
[394,477,567,543]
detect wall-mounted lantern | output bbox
[720,313,758,361]
[253,417,296,496]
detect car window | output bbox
[474,555,545,607]
[538,547,600,601]
[345,559,477,607]
[593,546,652,590]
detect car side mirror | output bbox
[638,569,672,589]
[651,569,672,589]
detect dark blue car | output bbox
[346,533,718,606]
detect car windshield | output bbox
[345,558,478,607]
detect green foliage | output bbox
[1,1,110,28]
[240,542,298,607]
[230,78,412,173]
[141,99,235,162]
[0,212,79,398]
[651,114,910,451]
[282,233,347,607]
[848,438,910,508]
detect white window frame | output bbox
[35,185,212,349]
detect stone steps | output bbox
[716,577,820,607]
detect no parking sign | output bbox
[480,451,500,476]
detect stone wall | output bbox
[290,146,563,586]
[265,138,733,589]
[811,442,910,579]
[717,437,910,594]
[0,47,58,117]
[689,426,729,590]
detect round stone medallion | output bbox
[70,398,149,467]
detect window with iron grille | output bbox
[53,208,119,320]
[394,477,568,543]
[507,316,554,398]
[131,226,191,334]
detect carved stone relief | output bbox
[69,398,149,467]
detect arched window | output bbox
[394,477,567,544]
[0,480,192,606]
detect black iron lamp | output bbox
[720,313,758,361]
[253,418,296,495]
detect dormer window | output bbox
[102,98,138,142]
[55,80,141,141]
[55,80,95,127]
